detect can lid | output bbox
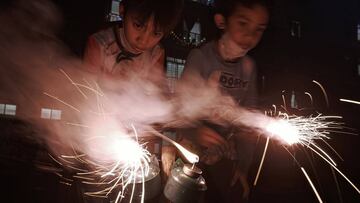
[183,164,202,178]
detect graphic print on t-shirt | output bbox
[219,71,249,89]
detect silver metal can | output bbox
[164,164,207,203]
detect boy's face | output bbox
[123,12,164,54]
[224,4,268,53]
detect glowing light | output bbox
[253,136,270,186]
[340,99,360,105]
[107,132,147,168]
[263,113,342,147]
[55,128,153,203]
[259,111,360,195]
[150,129,199,164]
[301,167,323,203]
[313,80,329,107]
[266,119,300,145]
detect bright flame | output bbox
[55,129,153,203]
[266,119,300,145]
[108,133,146,167]
[262,113,342,147]
[149,129,199,164]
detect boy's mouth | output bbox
[128,44,144,54]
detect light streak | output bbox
[301,167,323,203]
[253,136,269,186]
[281,90,287,111]
[304,92,313,106]
[308,143,337,166]
[340,99,360,105]
[306,141,360,194]
[258,110,360,196]
[59,68,88,99]
[264,113,340,146]
[57,129,152,203]
[322,140,344,161]
[150,129,199,164]
[60,181,72,186]
[330,167,344,203]
[312,80,329,107]
[43,92,80,112]
[45,69,201,202]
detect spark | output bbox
[253,136,270,186]
[59,68,88,99]
[307,143,337,166]
[261,112,360,195]
[44,70,201,202]
[305,141,360,194]
[301,167,323,203]
[340,99,360,105]
[264,113,339,146]
[281,90,287,111]
[322,140,344,161]
[60,181,72,186]
[304,92,313,106]
[312,80,329,107]
[65,122,91,129]
[43,92,80,112]
[56,129,152,203]
[150,129,199,164]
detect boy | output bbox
[82,0,183,202]
[180,0,269,202]
[84,0,183,82]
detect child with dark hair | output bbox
[82,0,184,202]
[84,0,183,82]
[180,0,269,202]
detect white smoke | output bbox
[0,0,271,162]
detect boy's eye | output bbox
[153,31,163,38]
[133,22,143,29]
[238,21,248,26]
[256,27,266,33]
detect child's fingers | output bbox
[199,127,229,152]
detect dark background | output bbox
[0,0,359,202]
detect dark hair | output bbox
[214,0,270,19]
[121,0,184,35]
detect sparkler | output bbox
[54,128,153,203]
[43,68,200,203]
[252,109,360,201]
[55,127,199,203]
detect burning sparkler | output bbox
[51,127,155,203]
[252,108,360,202]
[41,68,200,203]
[54,127,199,203]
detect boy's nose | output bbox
[136,30,151,48]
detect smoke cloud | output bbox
[0,0,271,163]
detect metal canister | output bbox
[164,164,207,203]
[119,157,161,202]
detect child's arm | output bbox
[161,142,177,184]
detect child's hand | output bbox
[194,126,231,165]
[230,162,250,200]
[195,126,230,155]
[161,145,176,185]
